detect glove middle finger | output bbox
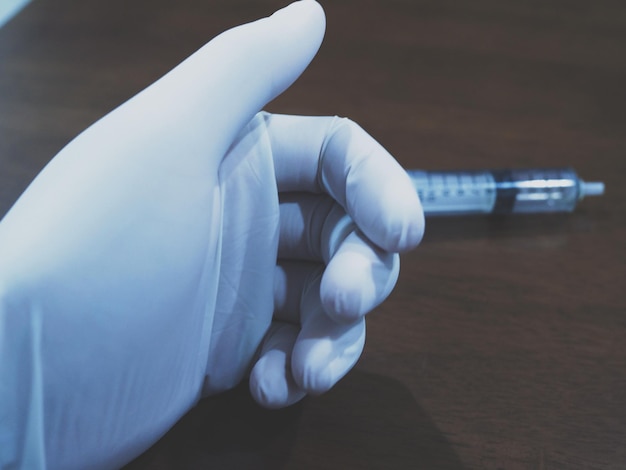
[278,193,399,322]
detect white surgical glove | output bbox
[0,1,423,469]
[243,112,424,409]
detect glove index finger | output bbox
[318,118,424,253]
[269,114,424,253]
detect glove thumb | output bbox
[101,0,326,176]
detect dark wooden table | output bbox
[1,0,624,468]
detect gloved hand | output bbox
[0,1,423,469]
[240,111,424,409]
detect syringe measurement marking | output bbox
[408,167,604,215]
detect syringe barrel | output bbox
[408,168,584,216]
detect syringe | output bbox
[407,167,604,216]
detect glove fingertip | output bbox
[320,241,400,323]
[291,339,335,395]
[359,171,425,253]
[249,323,306,409]
[291,319,365,395]
[384,192,425,252]
[320,270,367,324]
[250,353,306,409]
[262,0,326,98]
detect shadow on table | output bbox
[421,212,602,244]
[124,369,465,469]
